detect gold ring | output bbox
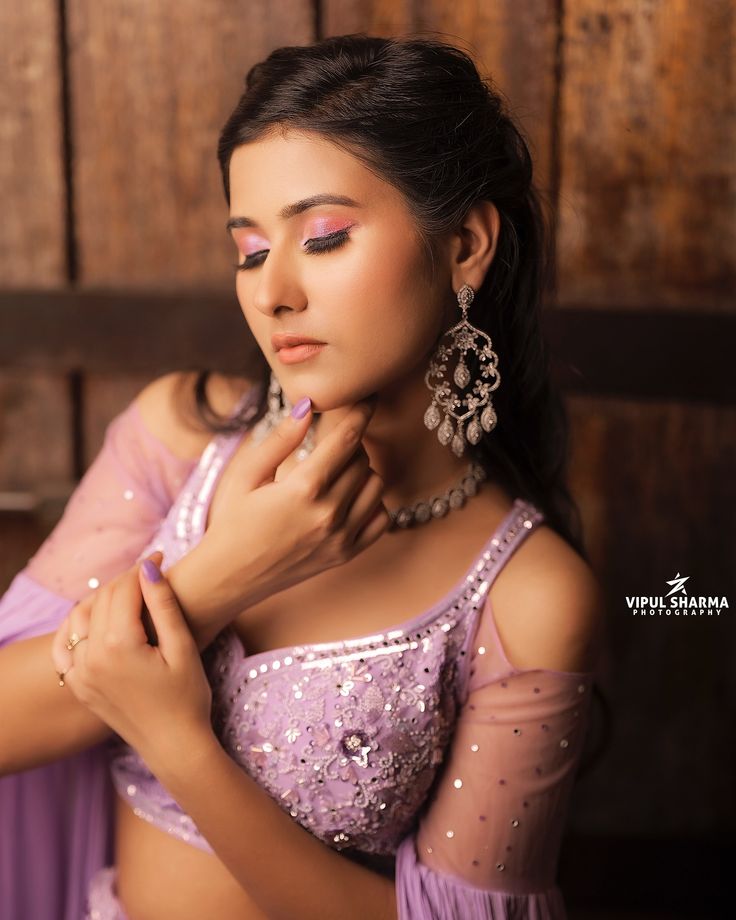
[65,632,88,651]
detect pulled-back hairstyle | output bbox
[194,33,588,561]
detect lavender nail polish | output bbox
[291,396,312,419]
[142,559,162,583]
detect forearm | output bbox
[164,541,232,651]
[166,539,267,652]
[154,732,398,920]
[0,632,113,776]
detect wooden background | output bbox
[1,2,732,915]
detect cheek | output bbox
[334,227,431,316]
[344,238,439,350]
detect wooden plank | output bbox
[66,0,313,286]
[0,0,66,285]
[0,373,73,502]
[0,1,70,590]
[544,305,736,404]
[1,290,734,403]
[322,1,559,197]
[567,394,736,592]
[0,288,262,376]
[558,1,736,310]
[0,372,73,592]
[565,394,735,849]
[82,372,161,466]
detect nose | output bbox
[248,247,307,319]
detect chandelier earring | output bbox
[423,282,501,458]
[246,359,488,528]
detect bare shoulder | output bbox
[133,371,259,462]
[488,523,605,673]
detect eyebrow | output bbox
[226,193,361,231]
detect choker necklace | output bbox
[251,401,488,531]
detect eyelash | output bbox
[234,228,351,272]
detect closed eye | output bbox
[234,228,352,272]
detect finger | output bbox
[53,597,93,674]
[68,630,90,676]
[233,397,314,490]
[342,471,387,542]
[87,580,113,648]
[51,613,73,675]
[351,499,392,552]
[138,556,197,664]
[139,550,164,645]
[60,603,93,689]
[63,631,91,699]
[292,398,378,497]
[104,564,154,650]
[317,446,372,526]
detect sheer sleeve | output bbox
[17,397,198,607]
[394,596,598,919]
[0,394,199,920]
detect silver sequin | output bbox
[108,426,546,859]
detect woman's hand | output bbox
[51,551,216,772]
[178,396,391,636]
[51,555,160,678]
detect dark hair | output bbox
[194,33,587,562]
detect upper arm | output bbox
[134,371,260,462]
[393,526,604,912]
[0,374,263,770]
[20,370,259,602]
[395,626,597,905]
[487,525,605,674]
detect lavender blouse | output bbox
[0,382,597,919]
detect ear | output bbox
[449,199,501,292]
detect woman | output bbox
[0,33,604,919]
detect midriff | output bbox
[114,471,514,917]
[115,793,270,920]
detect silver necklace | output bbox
[251,390,488,530]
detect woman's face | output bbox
[227,129,452,412]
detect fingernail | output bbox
[291,396,311,419]
[142,559,162,583]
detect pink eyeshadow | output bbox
[240,233,269,255]
[305,218,354,237]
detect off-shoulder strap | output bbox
[454,499,545,702]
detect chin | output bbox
[278,377,378,415]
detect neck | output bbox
[310,366,475,511]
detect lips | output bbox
[272,332,326,352]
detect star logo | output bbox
[665,573,689,597]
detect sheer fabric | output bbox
[0,395,198,920]
[395,596,595,917]
[24,399,198,603]
[1,387,598,920]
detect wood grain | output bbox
[557,0,736,310]
[66,0,314,285]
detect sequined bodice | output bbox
[107,389,545,863]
